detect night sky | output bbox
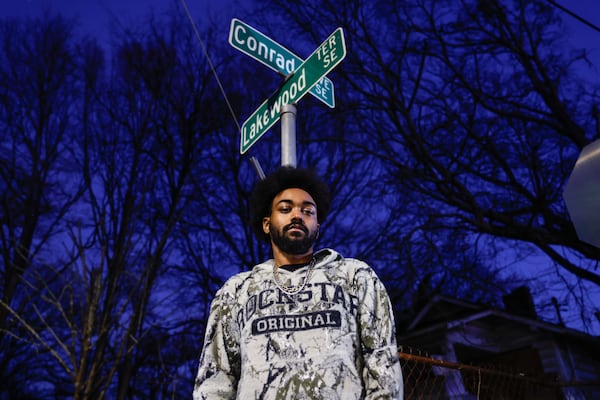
[0,0,239,48]
[2,0,600,69]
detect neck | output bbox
[272,246,313,267]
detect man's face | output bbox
[262,188,320,255]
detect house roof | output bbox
[400,294,599,344]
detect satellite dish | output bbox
[563,139,600,248]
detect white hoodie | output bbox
[193,248,403,399]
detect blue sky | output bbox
[1,0,599,67]
[555,0,600,69]
[2,0,600,54]
[0,0,241,47]
[1,0,599,73]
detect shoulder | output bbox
[316,248,379,281]
[214,262,271,298]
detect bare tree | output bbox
[0,9,243,398]
[0,13,92,396]
[258,0,600,331]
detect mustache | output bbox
[284,221,308,233]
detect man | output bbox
[193,166,403,399]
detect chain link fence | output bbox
[399,347,600,399]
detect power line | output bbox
[547,0,600,33]
[179,0,241,132]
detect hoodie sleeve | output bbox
[354,262,404,400]
[193,284,241,400]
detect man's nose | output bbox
[290,208,304,219]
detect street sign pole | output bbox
[281,103,297,167]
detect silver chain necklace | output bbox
[272,257,316,295]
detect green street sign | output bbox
[240,27,346,154]
[229,18,335,108]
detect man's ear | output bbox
[262,217,270,234]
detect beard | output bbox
[270,223,318,255]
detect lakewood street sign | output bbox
[229,18,335,108]
[240,27,346,154]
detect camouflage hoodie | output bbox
[193,248,403,399]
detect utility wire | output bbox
[547,0,600,33]
[179,0,241,131]
[179,1,267,178]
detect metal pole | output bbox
[281,103,297,167]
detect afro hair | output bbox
[249,166,331,242]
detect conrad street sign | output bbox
[239,27,346,154]
[229,18,335,108]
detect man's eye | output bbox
[302,208,315,215]
[279,207,291,213]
